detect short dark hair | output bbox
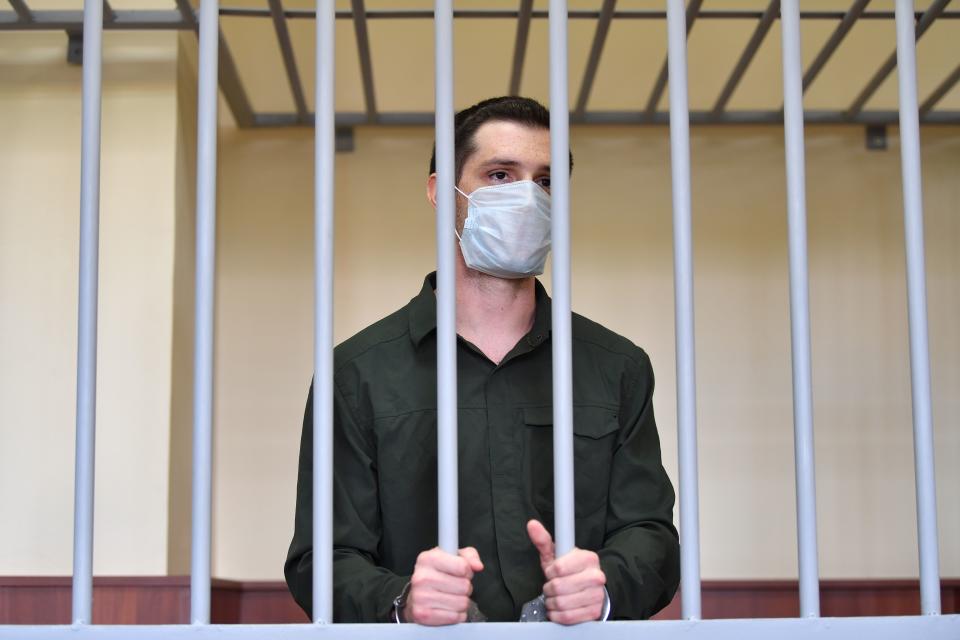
[428,96,573,181]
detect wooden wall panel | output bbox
[1,577,957,624]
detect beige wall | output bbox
[0,32,178,574]
[210,123,959,581]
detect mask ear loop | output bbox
[452,185,471,242]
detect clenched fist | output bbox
[527,519,607,624]
[400,546,484,625]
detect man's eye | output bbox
[538,177,551,189]
[489,171,508,181]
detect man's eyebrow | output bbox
[479,158,551,172]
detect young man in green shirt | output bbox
[285,96,680,624]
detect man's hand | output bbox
[527,519,606,624]
[402,546,484,625]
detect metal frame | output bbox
[845,0,951,118]
[3,4,959,126]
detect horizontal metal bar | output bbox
[254,109,960,128]
[846,0,951,118]
[102,0,115,23]
[216,7,960,20]
[0,8,188,29]
[3,6,960,26]
[2,616,960,639]
[920,61,960,114]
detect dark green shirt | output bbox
[285,273,679,622]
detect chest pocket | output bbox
[522,405,620,520]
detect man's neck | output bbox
[449,256,536,364]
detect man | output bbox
[285,96,679,624]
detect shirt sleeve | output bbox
[284,380,409,623]
[596,349,681,620]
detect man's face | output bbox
[453,120,552,232]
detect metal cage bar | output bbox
[549,0,575,557]
[712,0,779,115]
[190,0,220,624]
[894,0,942,617]
[780,0,820,619]
[350,0,377,121]
[267,0,309,123]
[846,0,950,118]
[665,0,702,621]
[802,0,870,93]
[434,0,458,556]
[71,0,103,624]
[573,0,616,120]
[646,0,703,117]
[312,0,336,625]
[509,0,534,96]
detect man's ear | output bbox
[426,173,438,209]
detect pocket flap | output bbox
[523,405,619,439]
[573,406,620,439]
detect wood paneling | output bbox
[1,577,956,624]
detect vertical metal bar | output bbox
[646,0,703,117]
[895,0,942,616]
[781,0,821,618]
[549,0,575,557]
[665,0,701,621]
[434,0,458,556]
[71,0,103,624]
[190,0,218,624]
[312,0,335,625]
[845,0,950,119]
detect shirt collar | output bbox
[408,272,552,349]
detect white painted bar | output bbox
[780,0,821,618]
[190,0,219,624]
[548,0,575,557]
[665,0,702,621]
[71,0,104,624]
[894,0,941,616]
[433,0,458,555]
[312,0,335,625]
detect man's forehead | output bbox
[470,121,551,166]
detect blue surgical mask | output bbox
[454,180,552,279]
